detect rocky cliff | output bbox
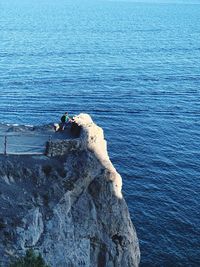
[0,114,140,267]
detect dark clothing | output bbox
[60,114,71,130]
[61,114,70,123]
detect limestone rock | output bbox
[0,114,140,267]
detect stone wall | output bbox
[45,123,82,157]
[45,139,81,157]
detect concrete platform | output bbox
[0,124,74,155]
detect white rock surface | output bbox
[0,114,140,267]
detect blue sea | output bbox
[0,0,200,266]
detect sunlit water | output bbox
[0,0,200,266]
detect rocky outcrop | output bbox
[0,114,140,267]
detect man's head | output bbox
[65,112,68,115]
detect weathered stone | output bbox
[0,114,140,267]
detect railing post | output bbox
[4,135,7,155]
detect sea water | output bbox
[0,0,200,266]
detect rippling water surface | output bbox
[1,0,200,266]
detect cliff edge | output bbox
[0,114,140,267]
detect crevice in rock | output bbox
[112,234,123,247]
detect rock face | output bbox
[0,114,140,267]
